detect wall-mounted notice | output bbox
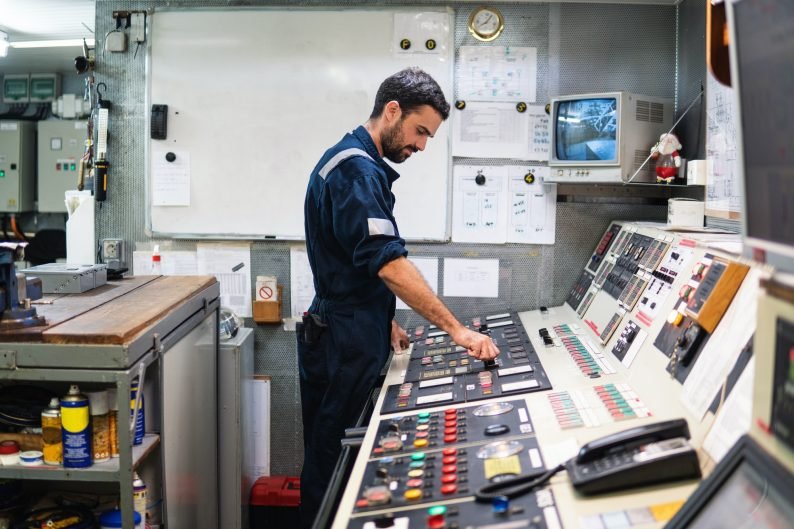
[452,102,547,161]
[507,166,556,244]
[705,73,742,219]
[457,46,537,102]
[452,165,508,244]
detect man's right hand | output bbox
[452,328,500,361]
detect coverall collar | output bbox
[352,126,401,185]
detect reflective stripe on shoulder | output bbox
[318,148,373,179]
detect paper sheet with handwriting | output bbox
[507,166,556,244]
[152,148,191,206]
[452,165,507,244]
[290,246,315,319]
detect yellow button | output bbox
[404,489,423,501]
[667,310,684,326]
[413,438,428,448]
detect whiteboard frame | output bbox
[144,6,454,242]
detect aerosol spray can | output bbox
[41,398,62,466]
[86,390,110,463]
[133,472,148,523]
[130,381,145,445]
[61,385,91,468]
[107,387,119,458]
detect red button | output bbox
[440,483,458,495]
[415,431,429,438]
[441,474,457,484]
[406,478,423,488]
[355,499,369,508]
[442,448,457,456]
[442,464,457,474]
[445,409,457,416]
[444,420,457,428]
[442,455,457,465]
[444,427,457,435]
[443,434,457,443]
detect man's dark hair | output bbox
[369,67,450,121]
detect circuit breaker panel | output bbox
[37,120,87,212]
[0,121,35,212]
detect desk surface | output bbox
[0,275,216,345]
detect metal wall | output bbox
[94,1,677,475]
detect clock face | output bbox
[468,7,505,42]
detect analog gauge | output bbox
[468,6,505,42]
[473,401,515,417]
[476,439,524,459]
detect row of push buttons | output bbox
[561,335,602,378]
[357,447,470,509]
[594,383,650,421]
[376,409,470,455]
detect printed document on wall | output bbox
[458,46,537,102]
[152,147,191,206]
[507,165,556,244]
[290,246,315,319]
[452,102,533,159]
[397,257,439,310]
[443,258,499,298]
[197,242,252,317]
[452,165,507,244]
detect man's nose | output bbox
[416,136,428,151]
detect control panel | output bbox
[383,314,552,414]
[372,400,535,458]
[354,435,544,511]
[0,121,35,212]
[349,488,561,529]
[587,222,622,273]
[37,119,88,212]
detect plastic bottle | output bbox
[151,245,162,275]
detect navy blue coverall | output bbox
[298,125,408,525]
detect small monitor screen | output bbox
[555,98,617,162]
[686,456,794,528]
[772,317,794,451]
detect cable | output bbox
[475,463,566,502]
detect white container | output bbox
[668,198,705,227]
[0,440,20,465]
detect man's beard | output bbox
[381,121,415,163]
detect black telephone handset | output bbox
[566,418,701,495]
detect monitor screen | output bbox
[667,435,794,529]
[772,316,794,451]
[685,454,794,528]
[554,98,617,162]
[734,1,794,252]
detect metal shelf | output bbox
[0,434,160,482]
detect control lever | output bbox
[479,323,498,368]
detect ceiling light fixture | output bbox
[10,38,95,49]
[0,31,8,58]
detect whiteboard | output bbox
[147,8,453,240]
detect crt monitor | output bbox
[547,92,672,184]
[729,0,794,272]
[665,435,794,529]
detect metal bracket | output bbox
[152,333,163,360]
[0,350,16,370]
[203,297,209,313]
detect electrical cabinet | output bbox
[37,119,87,212]
[0,275,220,529]
[0,120,35,212]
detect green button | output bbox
[70,163,76,171]
[428,505,447,516]
[411,452,426,461]
[0,170,5,177]
[409,461,425,468]
[418,412,430,419]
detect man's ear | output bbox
[384,100,402,123]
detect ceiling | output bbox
[0,0,96,75]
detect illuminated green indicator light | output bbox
[70,163,76,171]
[428,506,447,516]
[0,170,5,177]
[410,452,426,461]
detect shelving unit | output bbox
[0,275,221,529]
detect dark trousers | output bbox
[297,301,392,528]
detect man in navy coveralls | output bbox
[299,67,500,527]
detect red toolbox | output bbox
[250,476,300,528]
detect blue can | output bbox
[130,382,145,445]
[61,385,92,468]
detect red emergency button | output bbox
[443,434,457,443]
[442,455,457,465]
[441,474,457,484]
[440,483,458,495]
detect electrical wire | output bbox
[475,463,566,502]
[10,214,27,242]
